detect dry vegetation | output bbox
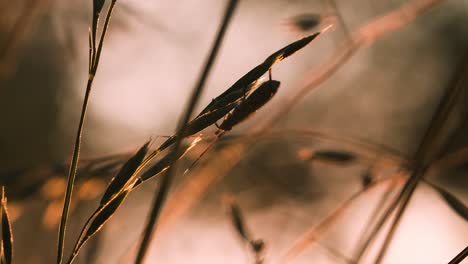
[0,0,467,263]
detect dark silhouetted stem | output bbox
[448,246,468,264]
[354,51,468,264]
[134,1,239,263]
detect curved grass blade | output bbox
[1,188,13,264]
[100,141,150,205]
[425,180,467,221]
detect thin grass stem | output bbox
[448,246,468,264]
[56,77,95,264]
[133,1,239,263]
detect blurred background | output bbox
[0,0,467,263]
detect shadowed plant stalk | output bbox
[56,1,118,263]
[134,1,239,263]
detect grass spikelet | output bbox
[138,138,201,184]
[225,195,250,242]
[197,64,270,117]
[198,32,320,118]
[218,80,281,132]
[100,140,150,205]
[157,103,238,151]
[264,32,320,65]
[224,195,265,262]
[1,187,13,264]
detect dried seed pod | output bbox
[218,80,280,132]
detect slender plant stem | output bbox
[134,1,239,263]
[56,2,117,263]
[448,246,468,264]
[56,76,95,264]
